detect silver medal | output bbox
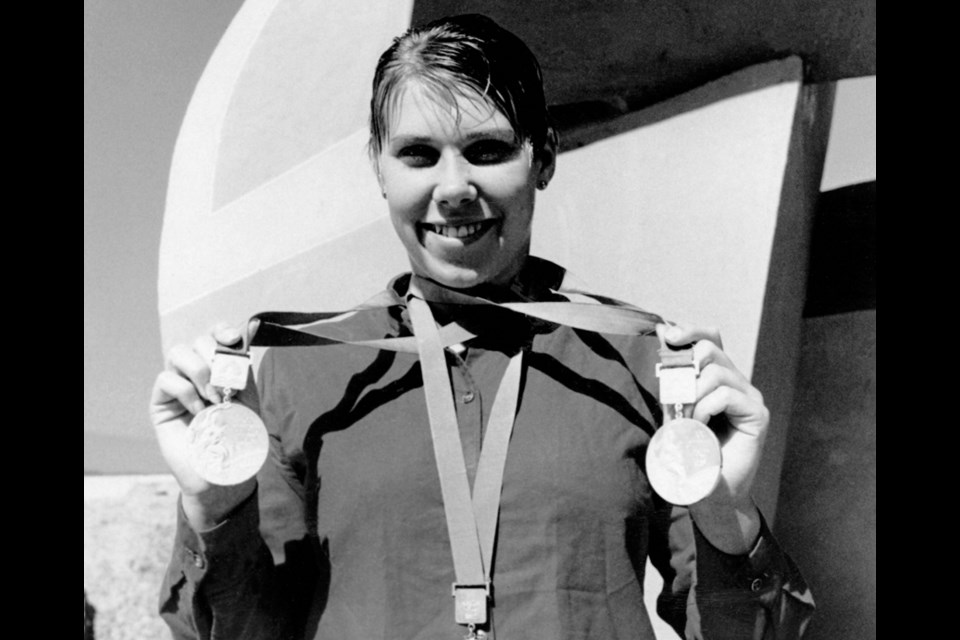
[645,417,721,506]
[187,401,268,486]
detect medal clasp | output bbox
[452,582,490,625]
[656,355,699,406]
[210,351,251,392]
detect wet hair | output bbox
[369,14,554,161]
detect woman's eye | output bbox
[397,145,438,167]
[465,140,518,165]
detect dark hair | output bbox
[369,14,553,161]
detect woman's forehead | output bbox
[385,80,515,141]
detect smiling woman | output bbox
[371,15,556,290]
[378,81,554,289]
[150,13,814,640]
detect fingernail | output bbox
[668,326,682,340]
[190,400,205,415]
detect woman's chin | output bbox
[409,256,489,290]
[418,264,487,290]
[409,249,526,291]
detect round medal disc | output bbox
[187,402,269,486]
[645,418,722,506]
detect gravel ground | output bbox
[84,475,180,640]
[84,476,680,640]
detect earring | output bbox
[537,180,548,190]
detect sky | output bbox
[84,1,245,453]
[83,0,875,472]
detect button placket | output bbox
[449,349,480,406]
[448,351,483,483]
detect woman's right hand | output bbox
[149,324,258,531]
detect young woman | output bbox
[151,14,812,640]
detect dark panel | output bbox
[804,181,877,317]
[412,0,875,127]
[749,82,835,519]
[775,310,877,640]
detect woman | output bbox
[151,14,813,640]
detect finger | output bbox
[694,343,762,407]
[692,339,735,372]
[697,361,759,403]
[694,337,754,379]
[150,370,206,423]
[211,322,243,348]
[193,333,218,364]
[165,343,218,403]
[692,386,769,437]
[659,322,723,350]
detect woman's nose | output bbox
[433,156,477,207]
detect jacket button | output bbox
[461,391,475,403]
[750,578,763,592]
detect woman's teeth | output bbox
[424,222,488,238]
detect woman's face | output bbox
[377,81,554,290]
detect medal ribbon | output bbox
[245,259,664,353]
[239,258,670,633]
[407,293,522,628]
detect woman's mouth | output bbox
[419,220,498,243]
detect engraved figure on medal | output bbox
[646,413,721,506]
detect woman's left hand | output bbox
[659,323,768,553]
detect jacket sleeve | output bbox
[159,349,321,640]
[648,500,815,639]
[159,488,283,640]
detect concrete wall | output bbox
[775,310,877,639]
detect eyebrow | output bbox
[389,128,518,148]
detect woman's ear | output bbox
[536,128,558,187]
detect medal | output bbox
[187,351,269,485]
[645,343,722,505]
[646,415,721,505]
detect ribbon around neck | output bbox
[237,259,668,631]
[407,292,523,591]
[244,265,664,354]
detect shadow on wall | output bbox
[803,182,876,317]
[84,591,96,640]
[411,0,876,118]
